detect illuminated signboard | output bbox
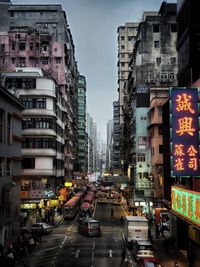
[171,186,200,227]
[170,87,199,176]
[65,182,72,187]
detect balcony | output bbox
[22,148,57,157]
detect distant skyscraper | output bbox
[106,120,113,170]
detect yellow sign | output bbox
[65,182,72,187]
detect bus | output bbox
[97,191,108,204]
[111,191,122,205]
[79,202,93,222]
[63,192,83,219]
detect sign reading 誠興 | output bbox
[170,87,200,177]
[171,186,200,227]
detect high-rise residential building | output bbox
[0,2,79,222]
[111,101,120,172]
[123,3,177,200]
[86,113,94,174]
[77,75,87,175]
[0,84,24,246]
[0,2,79,179]
[117,23,138,171]
[106,119,113,170]
[117,22,138,125]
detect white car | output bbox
[31,222,53,234]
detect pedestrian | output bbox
[173,261,179,267]
[120,247,126,265]
[156,224,160,239]
[111,208,114,218]
[120,216,124,225]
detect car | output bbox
[132,240,155,261]
[30,222,53,234]
[138,257,161,267]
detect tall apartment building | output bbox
[86,113,94,174]
[0,3,79,221]
[117,22,138,125]
[0,3,79,179]
[106,119,113,171]
[77,75,87,175]
[111,101,120,172]
[123,3,177,200]
[0,85,24,246]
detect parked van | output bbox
[78,218,101,237]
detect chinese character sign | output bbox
[171,186,200,227]
[170,88,199,176]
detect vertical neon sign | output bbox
[170,88,199,176]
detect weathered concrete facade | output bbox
[123,3,178,200]
[0,85,24,246]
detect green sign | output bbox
[171,186,200,227]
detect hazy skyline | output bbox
[13,0,176,140]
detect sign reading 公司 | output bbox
[171,186,200,227]
[170,88,199,176]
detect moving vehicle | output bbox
[63,192,83,219]
[24,222,53,234]
[132,240,155,261]
[78,218,101,237]
[124,216,149,247]
[137,256,160,267]
[97,191,108,204]
[110,191,121,204]
[79,202,93,222]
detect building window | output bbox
[121,62,125,67]
[154,41,159,48]
[121,36,124,41]
[0,158,4,176]
[0,44,5,52]
[30,43,34,51]
[11,43,15,50]
[169,72,175,81]
[0,110,4,143]
[159,145,163,154]
[128,36,133,41]
[153,24,160,33]
[17,57,26,67]
[138,153,146,162]
[11,58,15,64]
[19,42,26,51]
[7,113,12,145]
[170,57,176,64]
[22,158,35,169]
[156,57,161,64]
[35,98,46,109]
[171,24,177,32]
[6,158,11,176]
[121,45,125,49]
[40,57,49,65]
[55,57,61,64]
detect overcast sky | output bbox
[13,0,176,140]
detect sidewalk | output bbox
[151,227,189,267]
[15,213,63,266]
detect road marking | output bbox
[75,249,80,258]
[108,248,113,257]
[51,236,67,266]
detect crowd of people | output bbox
[0,230,43,267]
